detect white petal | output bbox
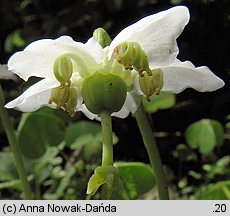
[162,60,225,93]
[109,6,189,67]
[79,104,99,120]
[0,64,16,80]
[5,78,59,112]
[112,105,130,118]
[8,36,98,81]
[84,37,104,64]
[112,91,141,118]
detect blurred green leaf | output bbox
[142,92,175,113]
[44,160,83,200]
[0,152,18,181]
[17,110,65,159]
[4,30,26,53]
[203,156,230,180]
[114,162,155,199]
[0,121,4,134]
[188,170,202,180]
[20,0,32,9]
[0,179,22,190]
[195,181,230,200]
[185,119,224,156]
[0,175,33,190]
[34,142,65,184]
[178,177,188,189]
[65,121,101,146]
[65,121,118,161]
[170,0,184,5]
[172,143,198,162]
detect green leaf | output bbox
[170,0,184,5]
[0,175,33,190]
[4,30,26,53]
[0,179,22,190]
[185,119,224,156]
[114,162,155,199]
[17,110,65,159]
[65,121,118,161]
[172,143,198,162]
[202,156,230,179]
[44,160,83,200]
[34,143,65,183]
[65,121,101,146]
[0,152,18,181]
[209,120,224,146]
[195,181,230,200]
[142,92,175,113]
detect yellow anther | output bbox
[113,42,152,77]
[48,85,78,116]
[139,69,164,101]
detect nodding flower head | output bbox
[5,6,224,119]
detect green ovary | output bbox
[81,72,127,114]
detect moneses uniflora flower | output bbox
[5,6,224,118]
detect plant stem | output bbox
[0,85,32,199]
[100,111,113,167]
[134,103,169,200]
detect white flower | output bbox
[5,36,104,115]
[5,6,224,119]
[108,6,224,95]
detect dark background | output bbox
[0,0,229,197]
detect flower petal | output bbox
[112,91,141,118]
[79,104,100,120]
[109,6,189,67]
[5,78,59,112]
[8,36,99,81]
[84,37,104,64]
[162,60,225,93]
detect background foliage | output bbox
[0,0,229,199]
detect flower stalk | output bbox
[0,85,32,199]
[134,102,169,200]
[100,111,113,167]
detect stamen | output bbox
[48,86,77,117]
[113,41,153,78]
[139,69,164,101]
[48,96,55,104]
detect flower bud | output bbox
[139,68,164,101]
[53,55,73,86]
[81,72,127,114]
[93,28,112,48]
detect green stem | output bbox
[0,85,32,199]
[100,111,113,167]
[134,103,169,200]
